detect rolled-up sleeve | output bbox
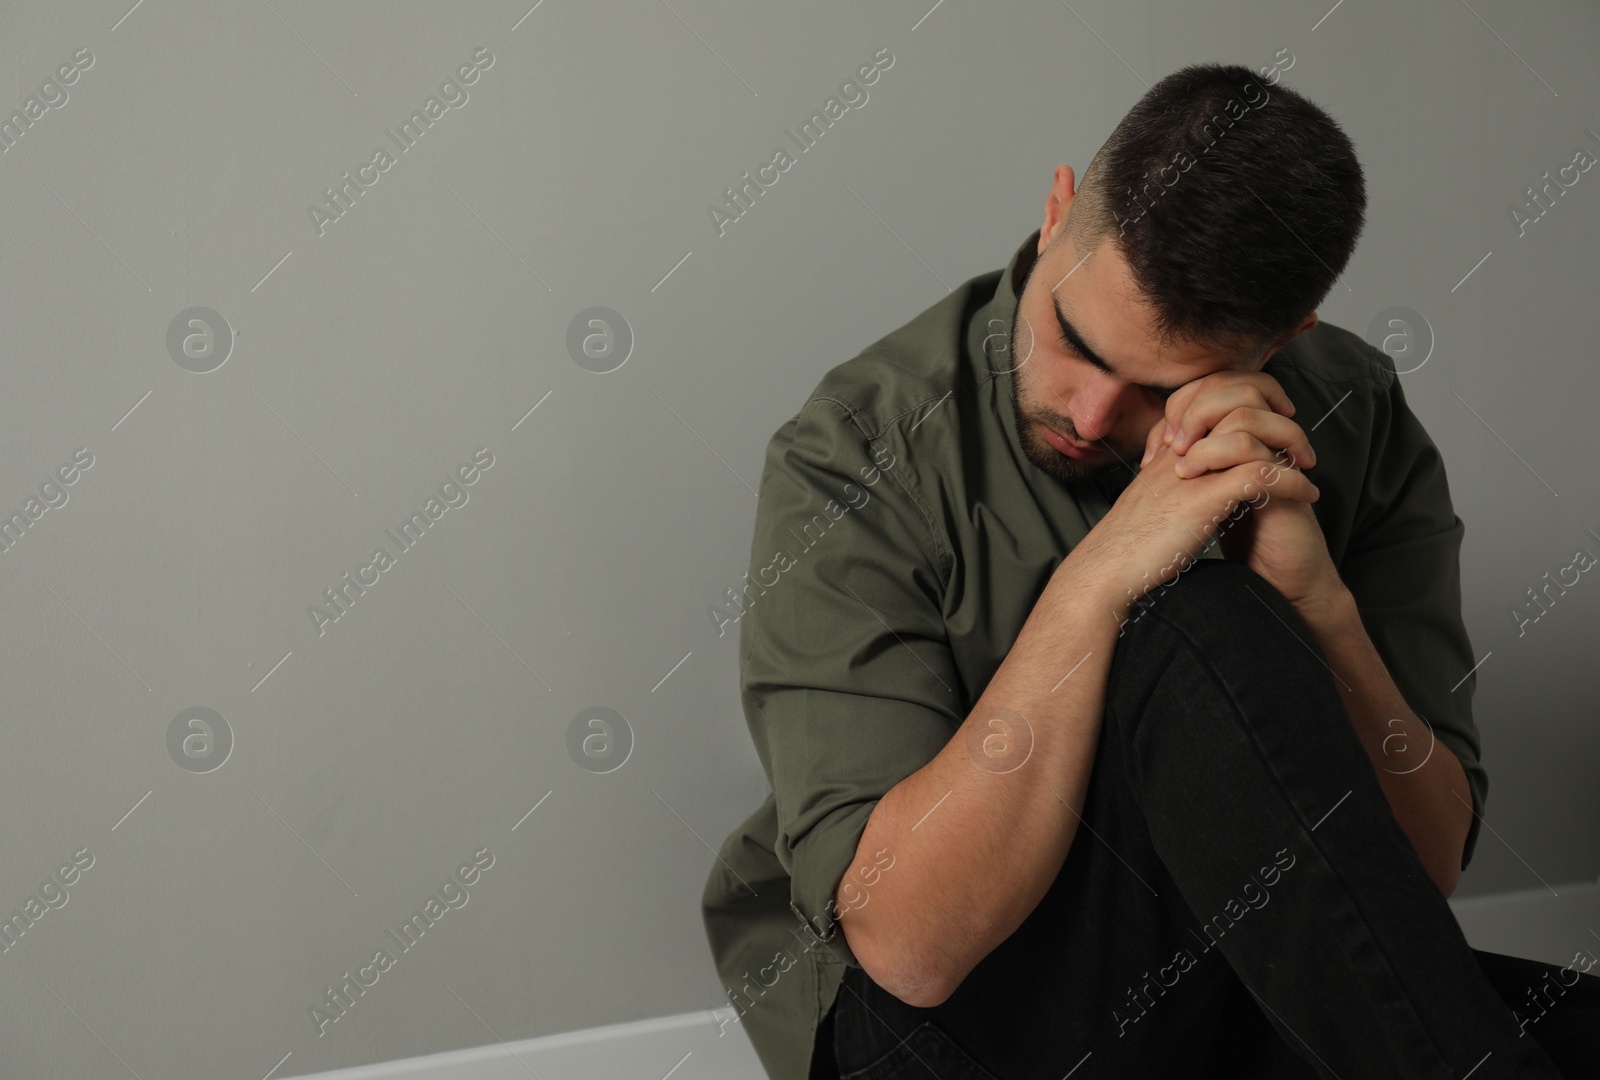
[738,394,963,968]
[1335,365,1487,872]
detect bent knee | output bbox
[1120,558,1301,650]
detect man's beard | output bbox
[1005,289,1138,497]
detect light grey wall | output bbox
[0,0,1594,1075]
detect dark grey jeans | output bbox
[825,558,1599,1079]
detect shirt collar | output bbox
[967,225,1038,416]
[968,226,1138,502]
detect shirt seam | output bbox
[806,392,955,584]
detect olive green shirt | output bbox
[700,228,1486,1080]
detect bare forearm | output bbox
[836,568,1122,1007]
[1292,586,1473,896]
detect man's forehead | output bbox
[1041,238,1262,380]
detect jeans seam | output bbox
[1142,595,1460,1079]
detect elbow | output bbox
[884,959,955,1009]
[1434,815,1469,899]
[1433,858,1462,900]
[1419,834,1463,898]
[899,975,956,1009]
[843,921,959,1008]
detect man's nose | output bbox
[1071,382,1123,443]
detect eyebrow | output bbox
[1050,292,1186,395]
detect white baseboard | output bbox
[285,1007,763,1080]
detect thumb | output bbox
[1139,419,1166,469]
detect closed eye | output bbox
[1058,327,1178,401]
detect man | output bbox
[701,64,1597,1078]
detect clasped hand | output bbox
[1138,369,1344,611]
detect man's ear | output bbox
[1040,164,1078,255]
[1258,312,1319,366]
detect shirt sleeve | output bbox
[1335,366,1487,872]
[738,393,963,969]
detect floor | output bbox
[1448,878,1600,968]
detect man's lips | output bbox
[1041,423,1103,459]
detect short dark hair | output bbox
[1061,62,1366,359]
